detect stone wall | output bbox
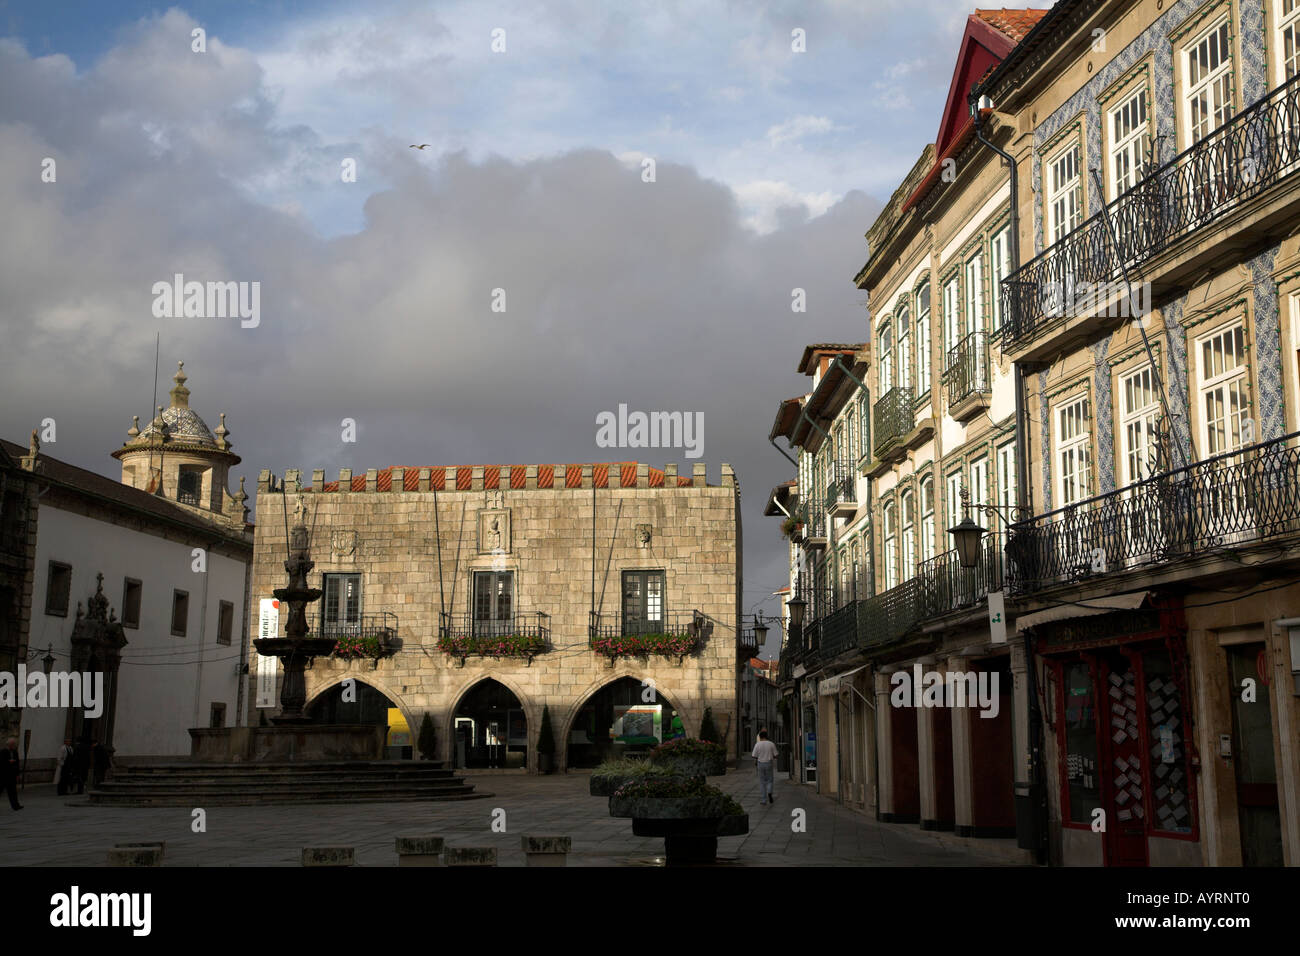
[245,462,742,768]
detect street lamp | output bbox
[947,486,988,570]
[752,612,770,648]
[785,594,806,634]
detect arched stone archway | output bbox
[447,677,529,770]
[561,674,685,770]
[306,677,415,759]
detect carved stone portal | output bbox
[479,510,511,554]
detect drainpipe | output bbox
[971,96,1046,861]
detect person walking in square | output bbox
[55,738,75,795]
[2,737,22,810]
[752,729,778,806]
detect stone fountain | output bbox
[254,495,336,724]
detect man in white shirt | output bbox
[752,729,778,805]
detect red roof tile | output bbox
[975,8,1049,43]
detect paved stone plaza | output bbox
[0,768,1025,866]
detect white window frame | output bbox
[1054,395,1093,508]
[882,499,898,591]
[970,457,991,513]
[1119,365,1162,485]
[1047,142,1082,244]
[965,253,985,338]
[916,282,933,397]
[900,488,916,581]
[989,227,1011,333]
[1197,322,1251,457]
[1109,87,1150,199]
[943,275,962,360]
[897,302,913,391]
[920,475,936,561]
[879,319,895,393]
[946,469,965,532]
[1183,15,1235,147]
[996,441,1017,521]
[1278,0,1300,83]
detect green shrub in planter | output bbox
[536,703,555,774]
[649,737,727,776]
[417,712,436,761]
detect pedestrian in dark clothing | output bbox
[2,738,22,810]
[91,742,110,788]
[74,739,90,794]
[56,738,75,795]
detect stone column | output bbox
[949,654,975,836]
[874,670,895,819]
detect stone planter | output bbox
[609,795,726,820]
[716,814,749,837]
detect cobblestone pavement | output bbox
[0,768,1026,866]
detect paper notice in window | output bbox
[1117,809,1133,822]
[1109,686,1123,701]
[1109,673,1123,687]
[1115,789,1130,805]
[1111,716,1126,730]
[1111,703,1126,717]
[1112,730,1127,745]
[1133,804,1145,819]
[1148,678,1164,693]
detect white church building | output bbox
[3,362,253,779]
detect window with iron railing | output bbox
[944,331,991,407]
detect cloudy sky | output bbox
[0,0,1006,649]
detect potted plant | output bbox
[650,737,727,777]
[536,703,555,774]
[781,516,802,539]
[417,712,436,761]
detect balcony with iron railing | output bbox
[944,331,992,422]
[1006,431,1300,594]
[318,611,400,663]
[827,459,859,519]
[804,501,828,550]
[915,533,1004,618]
[587,610,703,662]
[1000,72,1300,360]
[437,611,551,663]
[873,386,914,461]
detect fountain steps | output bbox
[87,761,490,807]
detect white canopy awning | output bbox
[1014,591,1150,633]
[819,665,868,696]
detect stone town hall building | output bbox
[246,462,743,771]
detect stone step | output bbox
[87,785,487,807]
[116,761,450,774]
[106,769,459,785]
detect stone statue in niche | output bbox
[478,509,511,554]
[636,524,652,548]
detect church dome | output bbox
[114,361,238,460]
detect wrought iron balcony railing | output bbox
[820,600,862,659]
[858,578,922,649]
[804,501,828,543]
[1006,431,1300,592]
[826,459,858,511]
[873,386,915,458]
[944,331,992,409]
[439,611,550,640]
[318,611,398,641]
[588,610,699,641]
[1001,72,1300,351]
[177,487,201,506]
[916,534,1004,617]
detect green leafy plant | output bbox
[332,635,386,659]
[588,632,700,659]
[780,516,801,538]
[437,633,547,659]
[612,777,723,800]
[650,737,725,761]
[536,703,555,755]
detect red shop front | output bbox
[1035,602,1199,867]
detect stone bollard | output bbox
[114,841,165,863]
[301,846,354,867]
[395,835,445,867]
[521,836,571,867]
[444,846,497,867]
[107,845,163,867]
